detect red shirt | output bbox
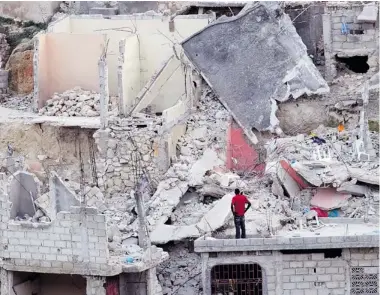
[231,194,249,216]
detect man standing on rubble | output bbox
[231,188,251,239]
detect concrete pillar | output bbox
[98,55,110,130]
[322,12,335,81]
[32,37,40,113]
[0,269,13,295]
[135,174,151,249]
[85,276,106,295]
[146,268,162,295]
[117,39,127,117]
[201,253,210,295]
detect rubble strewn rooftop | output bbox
[0,1,378,295]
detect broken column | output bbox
[99,53,109,129]
[0,269,13,295]
[85,276,106,295]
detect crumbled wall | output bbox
[94,116,164,197]
[323,3,379,80]
[0,187,112,275]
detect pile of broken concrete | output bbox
[266,125,379,220]
[38,87,101,117]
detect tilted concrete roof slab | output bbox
[181,2,329,143]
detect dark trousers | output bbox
[234,215,246,239]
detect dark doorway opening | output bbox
[335,55,369,73]
[211,264,263,295]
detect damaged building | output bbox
[0,1,379,295]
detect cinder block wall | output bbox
[281,248,379,295]
[323,3,379,80]
[0,190,110,275]
[202,248,379,295]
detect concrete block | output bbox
[296,268,309,275]
[283,275,290,283]
[297,282,310,289]
[250,238,264,246]
[290,238,304,245]
[364,253,378,260]
[290,261,303,268]
[311,253,324,260]
[351,253,364,260]
[333,35,347,42]
[313,268,326,275]
[283,283,296,290]
[283,269,296,275]
[358,260,372,267]
[326,267,339,274]
[291,276,304,282]
[283,254,296,261]
[304,261,317,268]
[345,236,358,243]
[290,290,304,295]
[223,239,237,246]
[317,275,331,282]
[318,261,331,267]
[304,275,318,282]
[331,274,345,281]
[342,43,354,49]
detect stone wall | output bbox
[94,116,164,197]
[323,3,379,80]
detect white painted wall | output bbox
[48,15,211,99]
[120,35,140,115]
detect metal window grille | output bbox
[351,267,379,295]
[211,264,263,295]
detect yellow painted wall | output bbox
[121,35,140,115]
[37,33,105,107]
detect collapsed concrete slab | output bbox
[349,167,380,186]
[337,183,370,196]
[310,188,351,211]
[188,148,223,186]
[277,164,301,198]
[150,193,234,244]
[181,2,329,142]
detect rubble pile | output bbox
[0,93,33,111]
[13,209,50,223]
[157,243,202,295]
[0,33,10,68]
[38,87,102,117]
[265,124,379,219]
[165,88,229,180]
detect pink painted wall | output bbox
[226,119,265,174]
[37,33,106,108]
